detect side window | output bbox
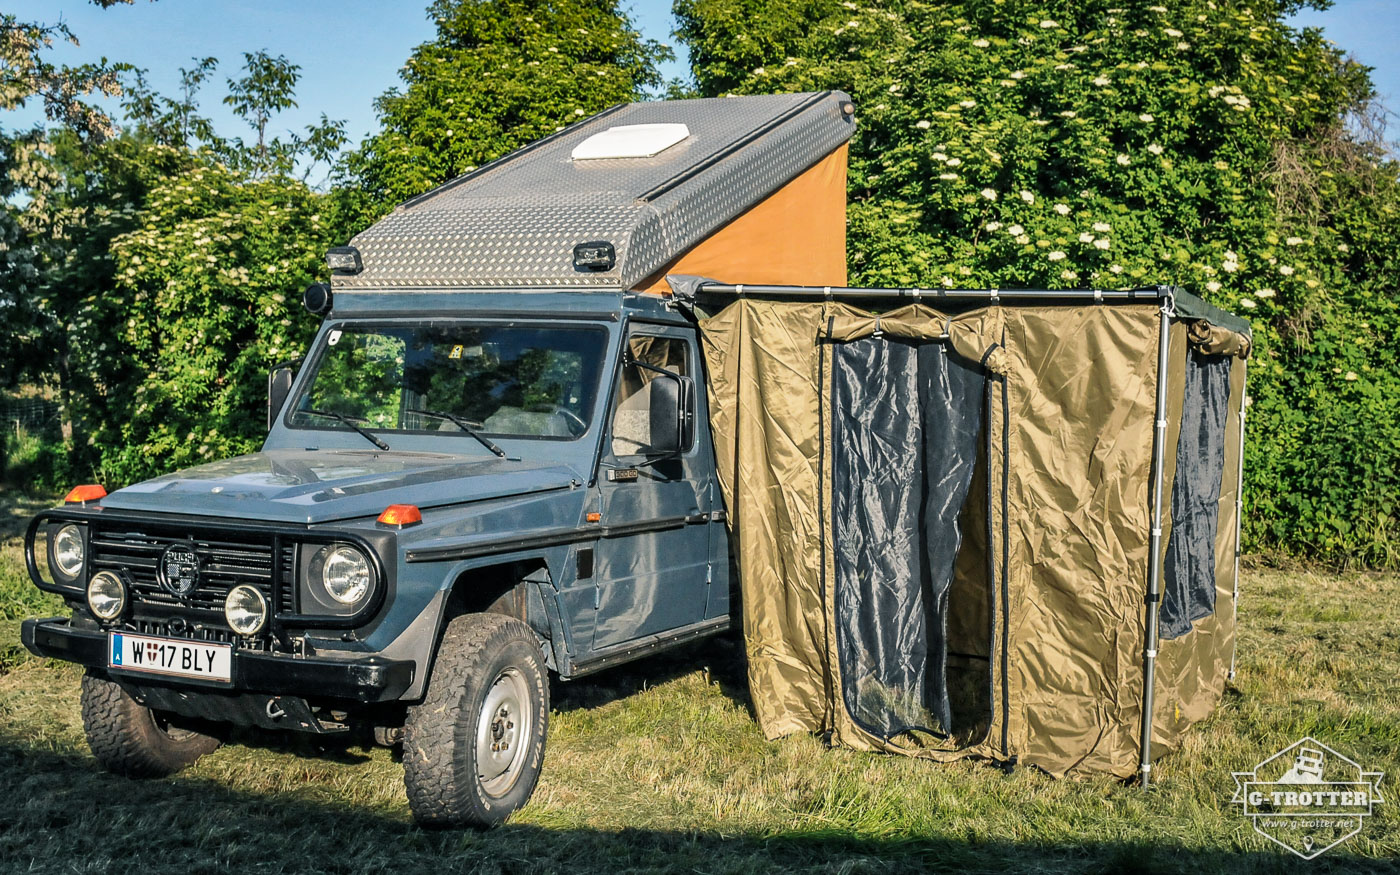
[610,334,689,456]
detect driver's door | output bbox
[588,327,711,650]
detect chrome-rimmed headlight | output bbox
[50,524,85,582]
[224,584,268,636]
[86,571,126,621]
[315,545,373,607]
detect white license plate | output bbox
[108,632,233,682]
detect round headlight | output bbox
[320,545,372,606]
[52,524,85,580]
[224,585,268,636]
[86,571,126,621]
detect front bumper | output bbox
[21,617,415,705]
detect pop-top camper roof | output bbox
[338,91,856,292]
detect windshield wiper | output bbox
[304,409,391,451]
[406,408,507,458]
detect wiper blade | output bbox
[304,409,391,451]
[406,408,507,458]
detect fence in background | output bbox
[1,400,60,433]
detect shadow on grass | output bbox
[0,730,1380,875]
[0,490,56,541]
[188,630,755,768]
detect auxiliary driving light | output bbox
[86,571,126,621]
[572,240,615,271]
[326,246,363,275]
[303,282,333,315]
[225,584,269,636]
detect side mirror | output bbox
[647,374,696,455]
[267,365,296,431]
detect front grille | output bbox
[132,618,271,651]
[89,521,290,631]
[278,543,297,614]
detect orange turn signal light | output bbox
[586,512,602,523]
[378,504,422,527]
[64,484,107,504]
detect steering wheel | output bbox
[527,403,588,436]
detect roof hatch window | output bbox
[571,123,690,160]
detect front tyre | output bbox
[80,671,221,778]
[403,614,549,828]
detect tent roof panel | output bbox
[339,91,855,291]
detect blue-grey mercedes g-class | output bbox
[20,91,855,826]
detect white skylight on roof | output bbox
[570,123,691,160]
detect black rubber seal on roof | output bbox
[638,92,834,202]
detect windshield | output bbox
[287,322,607,441]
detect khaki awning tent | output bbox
[333,88,1250,781]
[669,278,1249,780]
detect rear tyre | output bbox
[403,613,549,828]
[80,671,221,778]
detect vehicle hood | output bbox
[98,450,583,525]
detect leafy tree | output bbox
[121,57,222,149]
[11,46,348,483]
[346,0,672,213]
[219,51,347,180]
[0,5,134,140]
[1,1,141,394]
[87,157,337,481]
[223,51,300,162]
[675,0,1400,564]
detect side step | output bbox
[564,616,730,679]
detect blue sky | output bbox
[5,1,1395,148]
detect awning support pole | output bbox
[691,283,1171,302]
[1228,359,1248,680]
[1140,298,1175,788]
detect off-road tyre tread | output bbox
[80,671,221,778]
[403,613,549,828]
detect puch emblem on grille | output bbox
[157,542,201,597]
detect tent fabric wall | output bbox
[694,294,1247,778]
[994,305,1162,777]
[698,300,832,738]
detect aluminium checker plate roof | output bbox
[337,91,855,291]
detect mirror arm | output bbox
[624,352,683,383]
[628,449,683,468]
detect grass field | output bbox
[1,488,1396,874]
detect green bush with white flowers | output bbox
[675,0,1400,564]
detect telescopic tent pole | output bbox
[1139,297,1175,788]
[1228,360,1248,680]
